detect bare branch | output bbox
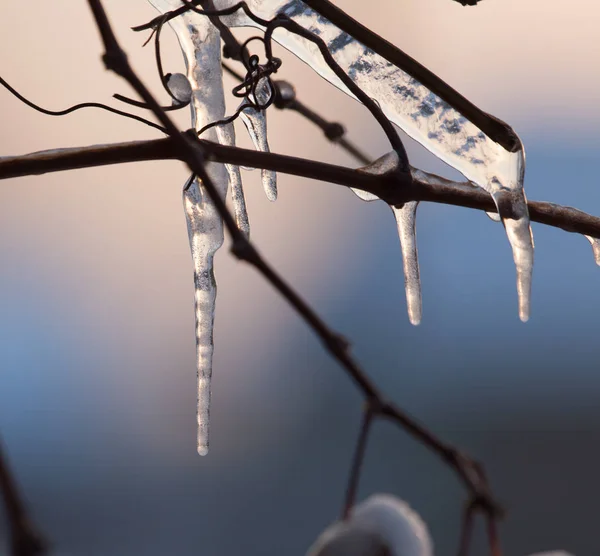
[2,139,600,241]
[300,0,517,151]
[0,438,46,556]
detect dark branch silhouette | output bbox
[0,438,46,556]
[2,138,599,241]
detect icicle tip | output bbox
[197,445,209,456]
[408,313,421,326]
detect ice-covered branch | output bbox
[2,138,600,241]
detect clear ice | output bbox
[219,0,534,321]
[239,77,278,201]
[585,236,600,266]
[357,152,422,325]
[148,0,250,454]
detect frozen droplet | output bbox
[167,72,192,104]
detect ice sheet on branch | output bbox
[221,0,534,321]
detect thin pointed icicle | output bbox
[306,494,433,556]
[215,125,250,236]
[148,0,246,454]
[239,77,278,201]
[356,152,422,325]
[183,179,223,456]
[585,235,600,266]
[392,202,422,325]
[224,0,534,321]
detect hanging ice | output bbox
[357,152,422,325]
[219,0,534,321]
[239,76,278,201]
[148,0,250,454]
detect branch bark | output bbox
[2,137,600,240]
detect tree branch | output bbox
[2,138,600,240]
[0,438,46,556]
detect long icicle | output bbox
[148,0,246,454]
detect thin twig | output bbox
[342,403,376,520]
[0,438,46,556]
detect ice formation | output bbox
[586,236,600,266]
[146,0,538,453]
[357,152,422,325]
[239,76,278,200]
[148,0,251,455]
[219,0,534,321]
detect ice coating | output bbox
[148,0,248,454]
[356,152,422,325]
[306,494,433,556]
[218,0,534,320]
[486,210,501,222]
[239,77,278,201]
[585,236,600,266]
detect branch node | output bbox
[230,237,256,262]
[102,49,129,77]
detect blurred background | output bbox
[1,1,599,554]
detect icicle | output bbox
[239,77,278,201]
[392,202,421,325]
[148,0,249,454]
[356,152,422,325]
[224,0,534,321]
[306,494,433,556]
[585,235,600,266]
[183,179,223,456]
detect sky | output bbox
[1,1,600,555]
